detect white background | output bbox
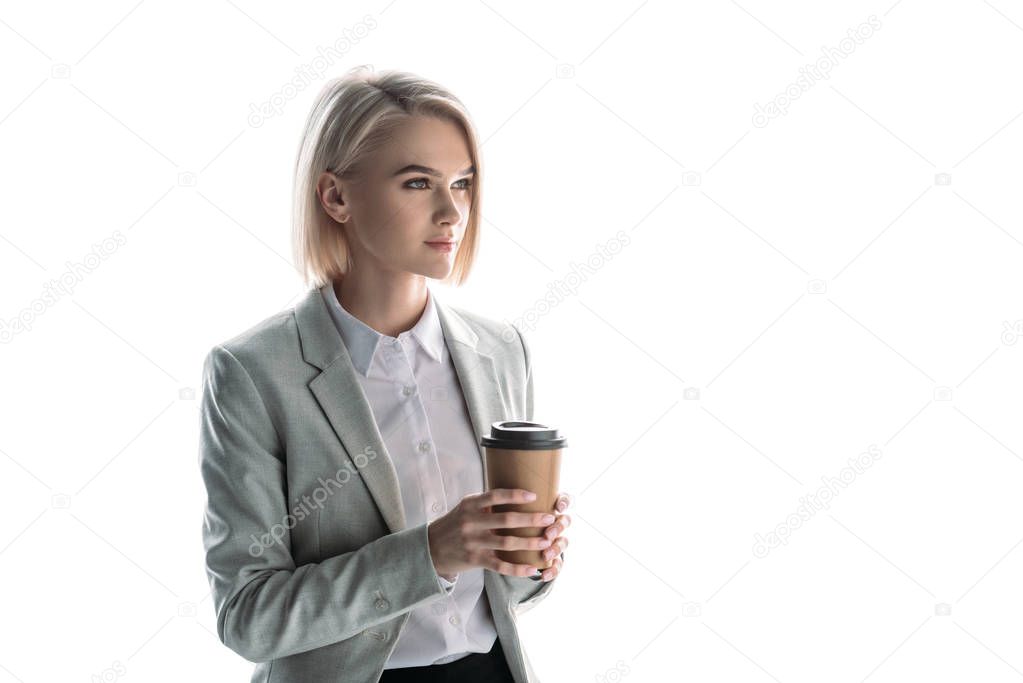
[2,1,1023,681]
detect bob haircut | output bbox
[292,65,483,289]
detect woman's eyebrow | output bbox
[391,163,475,178]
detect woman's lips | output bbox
[425,241,456,253]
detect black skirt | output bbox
[378,637,516,683]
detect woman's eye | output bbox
[405,178,472,190]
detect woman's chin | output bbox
[414,262,454,280]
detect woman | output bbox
[198,66,571,683]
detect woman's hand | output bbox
[428,489,558,579]
[537,492,571,581]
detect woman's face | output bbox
[322,115,475,281]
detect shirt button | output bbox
[418,440,430,453]
[403,385,415,396]
[449,615,460,626]
[432,501,442,513]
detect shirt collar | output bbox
[320,282,445,376]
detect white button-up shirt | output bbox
[321,282,499,668]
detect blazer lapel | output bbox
[294,285,506,535]
[434,297,508,491]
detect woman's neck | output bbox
[333,271,429,338]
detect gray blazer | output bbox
[199,285,560,682]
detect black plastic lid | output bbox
[480,420,567,450]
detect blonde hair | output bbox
[292,65,483,289]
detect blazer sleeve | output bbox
[509,327,563,606]
[199,345,452,663]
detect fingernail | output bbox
[524,492,537,500]
[541,514,555,524]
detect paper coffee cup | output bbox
[481,420,567,570]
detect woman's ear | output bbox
[316,171,349,224]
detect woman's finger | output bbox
[542,554,563,581]
[544,513,571,540]
[542,535,568,561]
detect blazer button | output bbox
[375,598,390,610]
